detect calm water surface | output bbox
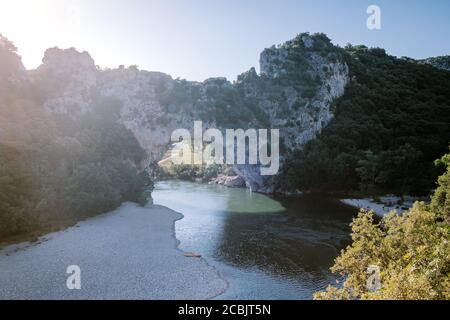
[152,180,357,300]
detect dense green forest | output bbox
[0,35,150,240]
[280,45,450,196]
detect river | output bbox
[152,180,357,300]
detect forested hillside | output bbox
[1,32,450,240]
[154,34,450,196]
[280,45,450,195]
[0,35,150,240]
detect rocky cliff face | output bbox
[420,55,450,72]
[228,33,349,192]
[29,33,350,193]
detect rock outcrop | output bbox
[28,33,350,193]
[214,174,246,188]
[420,55,450,72]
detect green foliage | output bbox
[160,77,271,129]
[157,33,340,132]
[314,150,450,300]
[431,147,450,222]
[0,105,151,239]
[281,46,450,195]
[260,33,340,102]
[157,164,221,182]
[0,39,151,239]
[420,55,450,71]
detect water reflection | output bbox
[153,180,357,299]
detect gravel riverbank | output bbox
[0,202,227,300]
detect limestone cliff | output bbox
[29,33,350,193]
[420,55,450,71]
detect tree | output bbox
[356,150,382,192]
[0,44,151,240]
[315,148,450,300]
[282,45,450,195]
[431,147,450,222]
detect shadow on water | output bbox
[153,180,357,300]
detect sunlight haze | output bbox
[1,0,449,80]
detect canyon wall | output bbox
[30,33,350,193]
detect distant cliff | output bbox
[419,55,450,71]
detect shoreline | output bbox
[0,218,90,251]
[0,202,228,300]
[340,195,427,217]
[168,204,230,300]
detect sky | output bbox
[0,0,449,81]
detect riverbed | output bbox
[0,203,227,299]
[153,180,357,300]
[0,180,357,300]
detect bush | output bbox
[314,148,450,300]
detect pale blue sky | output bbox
[0,0,449,81]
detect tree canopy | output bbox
[315,148,450,300]
[280,46,450,196]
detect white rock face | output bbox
[32,33,349,193]
[260,45,289,78]
[236,34,349,192]
[214,174,246,188]
[262,52,348,152]
[420,55,450,71]
[97,68,178,162]
[32,48,98,117]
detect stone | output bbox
[30,33,350,194]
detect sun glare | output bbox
[0,0,81,69]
